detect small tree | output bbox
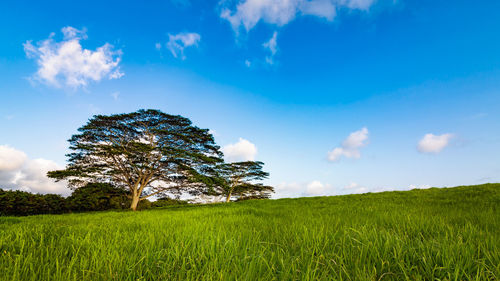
[48,109,222,211]
[211,161,274,202]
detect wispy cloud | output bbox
[327,127,369,162]
[160,32,201,60]
[220,0,376,34]
[263,31,278,65]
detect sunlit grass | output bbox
[1,184,499,280]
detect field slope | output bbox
[0,184,499,280]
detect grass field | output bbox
[0,184,499,280]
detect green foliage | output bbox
[0,184,498,280]
[198,161,274,201]
[0,183,153,216]
[151,197,188,208]
[66,183,129,212]
[0,189,67,216]
[235,193,271,201]
[136,199,152,210]
[48,109,223,210]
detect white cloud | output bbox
[165,32,201,60]
[263,31,278,65]
[220,0,376,33]
[222,138,257,162]
[417,133,454,154]
[306,180,326,195]
[23,26,123,89]
[327,127,369,162]
[220,0,297,32]
[0,145,69,195]
[15,159,68,194]
[300,0,337,20]
[274,182,303,196]
[0,145,27,171]
[245,59,252,67]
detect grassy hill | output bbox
[0,184,499,280]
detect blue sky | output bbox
[0,0,499,197]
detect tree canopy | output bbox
[48,109,223,210]
[202,161,274,202]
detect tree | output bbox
[151,196,188,208]
[48,109,223,211]
[209,161,274,202]
[66,183,129,212]
[0,189,67,216]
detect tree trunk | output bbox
[225,192,232,203]
[130,195,140,211]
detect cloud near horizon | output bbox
[220,0,376,33]
[274,180,334,198]
[327,127,369,162]
[417,133,454,154]
[305,180,329,196]
[0,145,69,195]
[24,26,123,89]
[274,180,436,198]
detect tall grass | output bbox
[1,184,499,280]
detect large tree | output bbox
[48,109,222,210]
[203,161,274,202]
